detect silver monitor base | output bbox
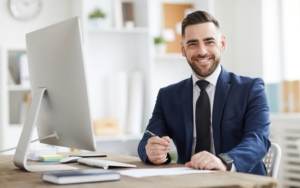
[25,165,77,172]
[13,88,78,172]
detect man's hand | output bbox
[185,151,226,171]
[145,136,171,164]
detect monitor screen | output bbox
[14,17,96,172]
[26,17,96,151]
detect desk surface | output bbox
[0,152,277,188]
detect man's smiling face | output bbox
[181,22,226,79]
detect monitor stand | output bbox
[13,88,78,172]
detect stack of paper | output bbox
[39,155,63,162]
[118,167,215,178]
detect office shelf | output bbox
[95,134,143,142]
[8,85,30,91]
[155,53,185,61]
[88,27,149,34]
[0,46,31,151]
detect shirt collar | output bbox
[192,64,221,87]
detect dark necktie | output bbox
[195,80,211,153]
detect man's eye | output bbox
[188,43,196,46]
[206,41,214,44]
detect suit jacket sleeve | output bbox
[138,89,171,164]
[227,78,271,173]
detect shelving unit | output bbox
[70,0,202,156]
[75,0,206,130]
[0,46,40,154]
[76,0,153,134]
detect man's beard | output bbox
[186,54,220,78]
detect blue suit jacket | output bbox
[138,67,271,175]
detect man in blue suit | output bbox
[138,10,271,175]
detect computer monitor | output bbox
[13,17,96,172]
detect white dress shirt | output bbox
[191,64,236,172]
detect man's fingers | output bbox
[191,158,204,169]
[185,162,192,167]
[146,142,170,164]
[146,143,171,151]
[148,148,170,155]
[189,151,219,170]
[148,137,169,146]
[188,151,226,171]
[203,161,215,170]
[191,154,206,169]
[145,135,172,165]
[151,154,167,162]
[152,157,168,165]
[148,152,167,165]
[162,136,171,143]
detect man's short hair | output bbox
[181,10,220,38]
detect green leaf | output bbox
[89,8,106,19]
[154,37,165,44]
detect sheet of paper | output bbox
[118,167,215,178]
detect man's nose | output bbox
[197,44,207,56]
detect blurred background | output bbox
[0,0,299,187]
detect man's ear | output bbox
[221,35,226,52]
[180,42,186,57]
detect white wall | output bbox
[262,0,282,84]
[282,0,300,80]
[0,0,73,153]
[0,0,72,46]
[214,0,263,78]
[214,0,236,73]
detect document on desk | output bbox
[118,167,215,178]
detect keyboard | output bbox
[77,158,137,170]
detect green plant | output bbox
[154,36,165,44]
[88,8,106,19]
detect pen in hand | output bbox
[145,130,171,148]
[145,130,157,137]
[145,130,170,163]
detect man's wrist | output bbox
[218,153,234,171]
[220,161,227,171]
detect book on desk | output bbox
[77,158,137,170]
[42,169,120,184]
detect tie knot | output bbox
[196,80,209,91]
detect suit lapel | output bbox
[181,77,193,161]
[213,67,231,154]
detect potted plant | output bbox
[154,36,166,54]
[88,8,106,28]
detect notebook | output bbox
[77,158,137,170]
[42,169,120,184]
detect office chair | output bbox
[262,143,281,178]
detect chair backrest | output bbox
[262,143,281,178]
